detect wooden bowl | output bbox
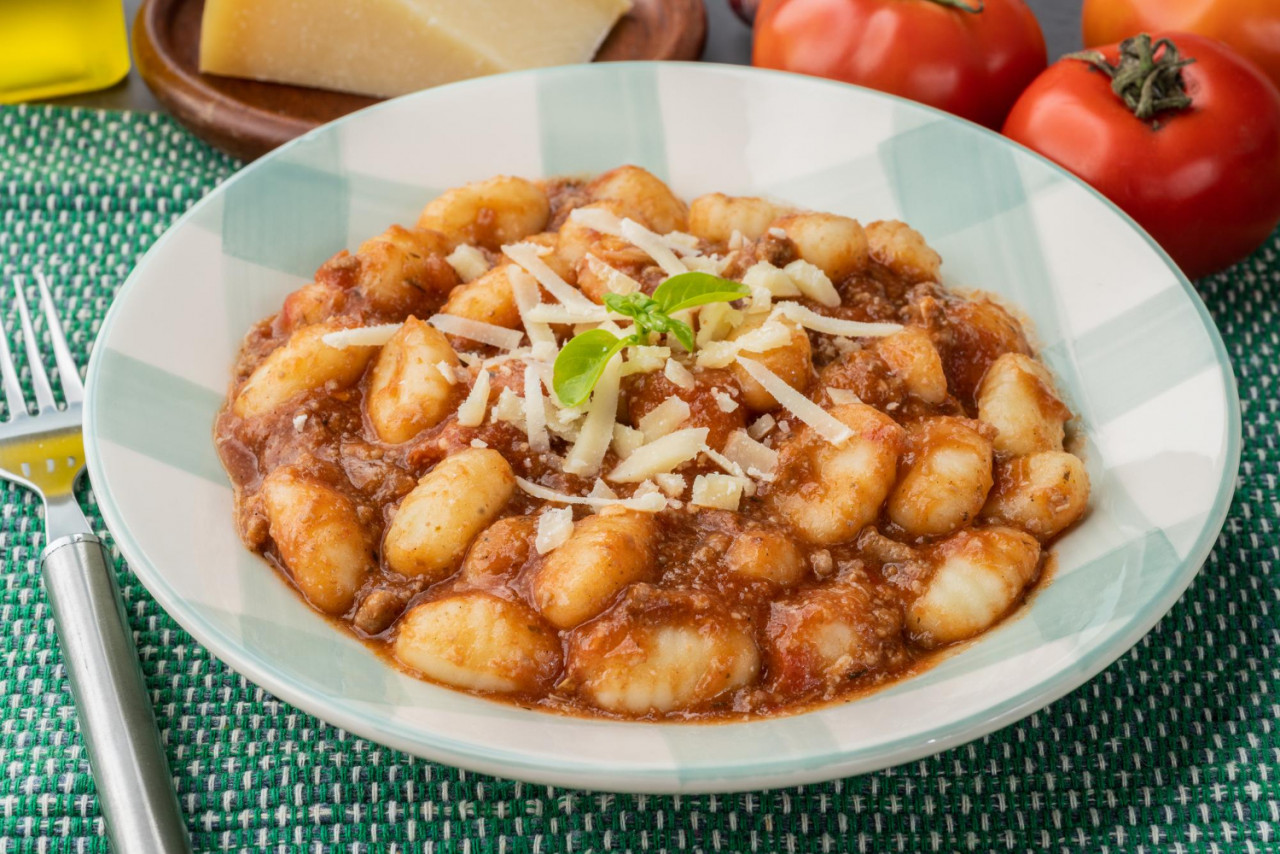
[133,0,707,161]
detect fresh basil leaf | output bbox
[667,318,695,353]
[603,292,656,319]
[552,329,629,407]
[652,272,750,315]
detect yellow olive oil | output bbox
[0,0,130,103]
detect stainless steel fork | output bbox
[0,274,191,853]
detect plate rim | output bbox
[83,61,1244,793]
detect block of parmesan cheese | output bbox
[199,0,632,98]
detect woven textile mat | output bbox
[0,105,1275,854]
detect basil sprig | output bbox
[552,272,750,406]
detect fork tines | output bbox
[1,274,85,421]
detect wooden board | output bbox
[133,0,707,161]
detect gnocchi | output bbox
[384,449,515,581]
[218,168,1089,721]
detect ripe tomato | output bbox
[1083,0,1280,93]
[1003,33,1280,279]
[753,0,1047,129]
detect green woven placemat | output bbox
[0,104,1272,853]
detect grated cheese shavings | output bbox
[524,368,550,452]
[428,314,524,350]
[508,266,557,349]
[585,253,641,296]
[588,479,619,500]
[563,356,623,476]
[742,261,802,298]
[321,323,401,349]
[470,438,488,448]
[736,357,853,446]
[827,387,863,405]
[637,396,691,441]
[292,414,307,432]
[771,301,903,338]
[723,430,779,478]
[664,359,695,390]
[502,242,597,310]
[653,473,687,497]
[535,507,574,554]
[712,388,739,413]
[690,473,747,511]
[445,244,490,283]
[435,361,459,384]
[747,413,776,440]
[701,445,745,478]
[620,346,671,378]
[620,218,688,276]
[515,476,666,512]
[568,206,625,237]
[456,370,491,427]
[783,259,841,307]
[612,423,646,459]
[607,427,709,483]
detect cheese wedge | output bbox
[199,0,632,98]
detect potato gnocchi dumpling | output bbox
[565,585,760,715]
[217,168,1090,721]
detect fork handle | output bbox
[42,534,192,854]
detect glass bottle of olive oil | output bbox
[0,0,130,103]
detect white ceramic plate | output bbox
[84,63,1240,793]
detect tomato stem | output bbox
[926,0,984,11]
[1066,34,1195,122]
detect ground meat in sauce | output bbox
[214,168,1090,721]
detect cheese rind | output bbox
[199,0,631,98]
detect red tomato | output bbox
[752,0,1047,129]
[1083,0,1280,94]
[1003,32,1280,279]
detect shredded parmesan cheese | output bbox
[321,323,401,349]
[456,370,490,426]
[516,476,667,512]
[637,396,691,441]
[568,206,624,236]
[701,445,745,478]
[736,357,853,445]
[563,357,623,476]
[588,479,619,501]
[768,226,788,239]
[620,218,688,276]
[662,231,701,256]
[783,259,841,307]
[585,253,641,295]
[712,388,739,413]
[620,346,671,377]
[435,361,459,384]
[508,266,557,349]
[445,244,490,283]
[607,427,709,483]
[771,301,903,338]
[696,303,744,347]
[525,303,617,324]
[469,438,488,448]
[292,414,307,432]
[728,229,745,250]
[747,413,776,440]
[690,473,747,511]
[663,359,695,390]
[827,387,862,405]
[742,261,802,298]
[723,430,779,478]
[524,368,550,452]
[428,314,524,350]
[612,423,646,459]
[535,507,574,554]
[653,473,687,497]
[502,242,597,310]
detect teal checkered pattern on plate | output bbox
[1,103,1275,853]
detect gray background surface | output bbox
[48,0,1085,114]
